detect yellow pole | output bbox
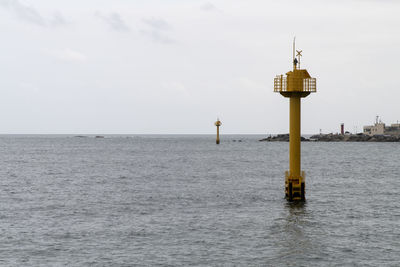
[216,126,220,144]
[215,119,221,144]
[274,42,315,201]
[289,97,301,178]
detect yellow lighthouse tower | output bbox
[215,119,222,144]
[274,39,317,201]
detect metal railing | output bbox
[274,75,287,92]
[274,75,316,92]
[303,78,316,92]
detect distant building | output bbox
[385,123,400,135]
[363,116,400,136]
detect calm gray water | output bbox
[0,135,399,266]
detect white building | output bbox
[363,117,400,136]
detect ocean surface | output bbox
[0,135,399,266]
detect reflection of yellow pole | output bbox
[289,97,301,178]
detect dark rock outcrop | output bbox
[259,134,310,142]
[260,133,400,142]
[310,133,400,142]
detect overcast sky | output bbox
[0,0,399,134]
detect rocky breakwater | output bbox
[310,133,400,142]
[259,134,309,142]
[259,133,400,142]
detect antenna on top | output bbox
[293,37,296,62]
[293,37,298,69]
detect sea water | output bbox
[0,135,399,266]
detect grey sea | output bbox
[0,135,399,266]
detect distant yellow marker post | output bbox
[273,39,317,201]
[215,119,222,144]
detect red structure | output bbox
[341,123,344,135]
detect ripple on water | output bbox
[0,136,399,266]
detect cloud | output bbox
[95,12,130,32]
[200,2,217,11]
[50,48,87,63]
[0,0,45,26]
[140,30,175,44]
[141,17,174,44]
[142,17,171,31]
[50,11,67,27]
[0,0,68,27]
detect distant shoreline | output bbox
[260,133,400,142]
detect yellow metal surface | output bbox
[290,97,301,178]
[274,71,316,94]
[274,44,316,201]
[285,171,305,201]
